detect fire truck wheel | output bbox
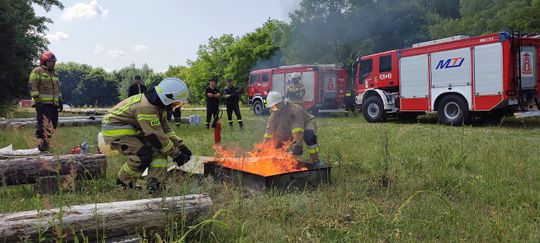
[437,94,470,125]
[253,100,264,116]
[362,96,387,122]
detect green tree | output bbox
[0,0,63,115]
[56,62,119,107]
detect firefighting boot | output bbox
[38,139,49,152]
[239,121,244,129]
[147,177,163,194]
[309,152,319,163]
[116,178,141,190]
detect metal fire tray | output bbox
[204,162,331,191]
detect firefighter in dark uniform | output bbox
[205,78,220,129]
[344,88,356,116]
[29,51,63,152]
[127,75,147,97]
[223,79,243,129]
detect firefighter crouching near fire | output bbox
[29,51,63,152]
[101,77,192,192]
[286,72,306,105]
[264,91,320,164]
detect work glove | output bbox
[292,144,303,156]
[57,100,63,112]
[178,144,192,157]
[173,152,191,167]
[34,102,43,110]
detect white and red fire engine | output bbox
[248,64,347,115]
[354,32,540,125]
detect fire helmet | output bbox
[291,72,301,80]
[266,91,284,108]
[155,77,189,105]
[39,51,57,65]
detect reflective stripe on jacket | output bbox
[29,65,62,106]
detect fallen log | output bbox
[0,116,102,128]
[0,194,212,241]
[0,154,107,186]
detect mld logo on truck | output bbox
[436,57,465,70]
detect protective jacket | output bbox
[264,102,316,143]
[29,65,62,106]
[286,82,305,104]
[101,92,181,157]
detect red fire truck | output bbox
[248,64,347,115]
[353,32,540,125]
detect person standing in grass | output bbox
[223,78,243,129]
[101,77,192,193]
[29,51,63,152]
[127,75,147,97]
[205,78,220,129]
[263,91,320,164]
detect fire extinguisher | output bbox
[214,109,223,145]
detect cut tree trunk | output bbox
[0,194,212,242]
[0,116,102,128]
[0,154,106,186]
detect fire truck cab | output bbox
[248,64,347,115]
[354,32,540,125]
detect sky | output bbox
[35,0,301,72]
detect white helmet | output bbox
[155,77,189,105]
[266,91,284,108]
[291,72,301,79]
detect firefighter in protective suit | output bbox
[29,51,63,152]
[286,72,305,105]
[101,77,192,192]
[264,91,320,163]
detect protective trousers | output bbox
[226,102,243,128]
[106,136,169,187]
[206,105,219,128]
[35,103,58,151]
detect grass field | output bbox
[1,109,539,242]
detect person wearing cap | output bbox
[29,51,63,152]
[205,78,220,129]
[263,91,320,164]
[128,75,147,97]
[101,77,192,193]
[223,78,243,129]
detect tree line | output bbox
[1,0,539,114]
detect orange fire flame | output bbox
[212,140,308,176]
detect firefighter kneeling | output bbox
[264,91,320,164]
[101,77,192,193]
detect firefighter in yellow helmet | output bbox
[101,77,192,192]
[286,72,305,105]
[29,51,63,152]
[263,91,320,164]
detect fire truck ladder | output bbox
[511,30,524,110]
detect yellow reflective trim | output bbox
[160,141,173,153]
[29,72,39,80]
[102,129,138,137]
[306,147,320,154]
[137,114,159,118]
[292,127,305,133]
[150,159,168,168]
[263,133,272,138]
[122,163,141,177]
[157,86,163,93]
[130,94,142,103]
[166,131,176,137]
[31,91,40,97]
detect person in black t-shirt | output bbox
[223,79,243,129]
[127,75,147,97]
[205,78,220,129]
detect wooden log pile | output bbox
[0,116,102,128]
[0,154,107,186]
[0,194,212,241]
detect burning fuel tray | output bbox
[204,162,331,191]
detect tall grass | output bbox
[0,109,539,241]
